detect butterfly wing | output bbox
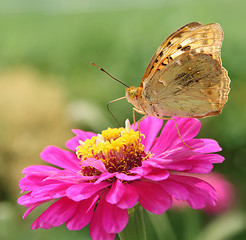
[143,52,230,118]
[141,22,202,84]
[141,23,223,83]
[141,22,230,118]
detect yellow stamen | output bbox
[76,119,148,175]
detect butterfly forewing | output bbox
[141,22,202,84]
[141,23,223,85]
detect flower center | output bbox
[76,120,149,176]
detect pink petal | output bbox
[45,170,97,183]
[106,179,125,204]
[102,200,128,233]
[31,183,72,199]
[116,184,139,209]
[193,154,225,164]
[89,192,116,240]
[149,157,173,166]
[188,153,224,165]
[19,181,72,206]
[133,116,163,152]
[31,197,78,229]
[95,172,117,183]
[171,138,222,154]
[157,145,199,161]
[18,193,51,206]
[151,118,200,154]
[32,219,52,229]
[81,159,107,173]
[187,188,213,209]
[19,176,47,192]
[165,154,224,174]
[66,182,110,202]
[130,161,152,176]
[194,139,222,153]
[22,165,59,175]
[66,194,99,230]
[40,146,80,171]
[168,175,217,209]
[159,180,189,200]
[19,166,67,191]
[144,169,170,181]
[133,181,172,214]
[131,161,169,180]
[19,165,61,191]
[116,173,141,181]
[66,129,96,151]
[165,160,212,173]
[72,129,96,139]
[65,136,80,152]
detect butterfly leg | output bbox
[160,116,195,150]
[132,107,145,127]
[132,108,146,137]
[137,115,148,136]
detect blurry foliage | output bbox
[0,0,246,239]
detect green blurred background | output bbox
[0,0,246,239]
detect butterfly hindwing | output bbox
[143,52,230,118]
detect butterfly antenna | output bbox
[91,62,129,88]
[107,97,126,127]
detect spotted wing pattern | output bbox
[141,22,230,118]
[141,22,202,84]
[141,22,224,84]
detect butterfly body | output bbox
[125,22,230,119]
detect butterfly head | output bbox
[125,86,143,106]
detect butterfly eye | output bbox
[129,89,137,99]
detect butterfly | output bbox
[125,22,230,121]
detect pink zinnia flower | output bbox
[18,117,224,240]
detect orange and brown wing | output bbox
[141,22,202,85]
[142,52,230,118]
[141,22,230,118]
[141,22,223,86]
